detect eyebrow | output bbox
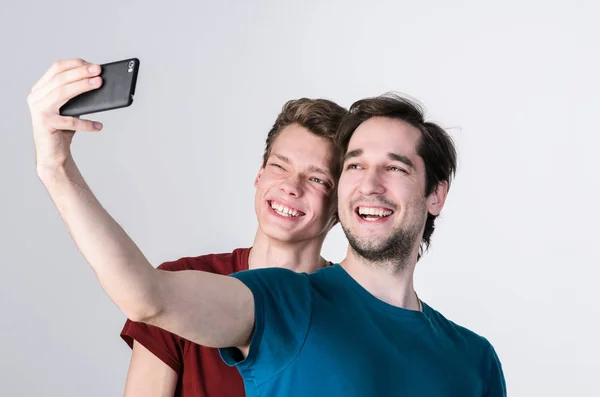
[343,149,416,170]
[343,149,363,162]
[272,153,332,178]
[387,153,415,170]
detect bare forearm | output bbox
[38,157,159,321]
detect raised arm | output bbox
[27,58,254,349]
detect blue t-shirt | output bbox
[220,264,506,396]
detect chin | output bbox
[354,237,386,251]
[260,223,300,242]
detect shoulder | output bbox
[156,247,250,275]
[435,314,504,390]
[424,304,495,354]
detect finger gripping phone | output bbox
[59,58,140,117]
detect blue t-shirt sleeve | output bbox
[483,343,506,397]
[219,267,313,384]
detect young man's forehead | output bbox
[348,117,418,149]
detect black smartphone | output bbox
[59,58,140,117]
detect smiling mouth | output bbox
[268,200,305,218]
[355,206,394,221]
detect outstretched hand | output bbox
[27,58,104,171]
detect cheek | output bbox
[256,172,279,192]
[403,193,429,220]
[337,174,355,201]
[307,189,335,218]
[254,181,267,200]
[385,175,419,200]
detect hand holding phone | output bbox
[27,57,140,171]
[59,58,140,117]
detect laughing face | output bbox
[254,124,338,244]
[337,116,446,266]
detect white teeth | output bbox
[270,202,300,217]
[358,207,392,217]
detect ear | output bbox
[254,164,265,188]
[427,180,449,216]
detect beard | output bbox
[340,195,428,272]
[342,223,421,272]
[340,195,429,271]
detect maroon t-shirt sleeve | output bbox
[120,260,189,374]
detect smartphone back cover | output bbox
[59,58,140,117]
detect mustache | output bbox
[350,196,398,210]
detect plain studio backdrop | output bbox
[1,0,598,396]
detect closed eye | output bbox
[346,163,363,170]
[269,163,285,171]
[389,166,408,173]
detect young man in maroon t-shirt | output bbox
[119,98,347,396]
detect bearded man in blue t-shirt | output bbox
[219,94,506,396]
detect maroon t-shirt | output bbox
[120,247,250,397]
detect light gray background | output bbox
[1,0,598,396]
